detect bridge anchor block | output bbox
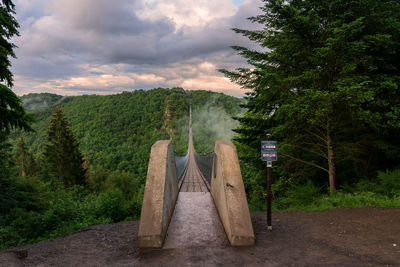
[211,141,255,246]
[138,140,179,248]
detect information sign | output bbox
[261,141,277,161]
[262,135,276,230]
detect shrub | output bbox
[94,188,129,222]
[376,169,400,197]
[104,171,139,198]
[285,180,322,206]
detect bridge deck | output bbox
[179,102,209,192]
[164,102,226,248]
[163,192,227,248]
[180,154,208,192]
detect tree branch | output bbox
[280,152,329,173]
[289,143,328,159]
[305,129,327,144]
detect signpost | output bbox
[261,134,277,230]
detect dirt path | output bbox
[1,207,399,266]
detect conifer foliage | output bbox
[0,0,34,214]
[0,0,32,138]
[0,0,18,87]
[14,136,28,176]
[44,106,87,187]
[221,0,400,191]
[13,136,37,176]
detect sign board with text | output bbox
[261,141,277,161]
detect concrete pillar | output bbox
[211,141,255,246]
[138,140,179,248]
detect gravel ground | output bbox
[1,207,399,266]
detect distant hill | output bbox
[12,88,243,182]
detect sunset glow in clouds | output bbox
[11,0,262,96]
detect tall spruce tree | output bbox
[0,0,17,87]
[0,0,34,213]
[0,0,32,138]
[44,106,87,187]
[221,0,400,190]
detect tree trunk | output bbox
[327,129,336,190]
[20,156,25,177]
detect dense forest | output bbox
[1,89,242,249]
[222,0,400,211]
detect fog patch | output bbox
[192,97,242,153]
[22,94,65,111]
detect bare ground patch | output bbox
[1,207,399,266]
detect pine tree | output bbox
[0,0,36,215]
[0,0,18,87]
[1,0,29,210]
[0,0,32,138]
[44,106,87,187]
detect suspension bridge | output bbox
[138,101,254,248]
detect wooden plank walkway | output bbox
[179,102,209,192]
[179,153,208,192]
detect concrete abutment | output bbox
[211,140,255,246]
[138,140,179,248]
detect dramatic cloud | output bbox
[11,0,263,96]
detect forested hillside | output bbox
[14,89,183,175]
[13,88,241,172]
[2,88,242,249]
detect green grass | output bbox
[267,191,400,212]
[249,168,400,212]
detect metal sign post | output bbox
[261,134,277,230]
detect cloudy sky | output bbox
[11,0,262,96]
